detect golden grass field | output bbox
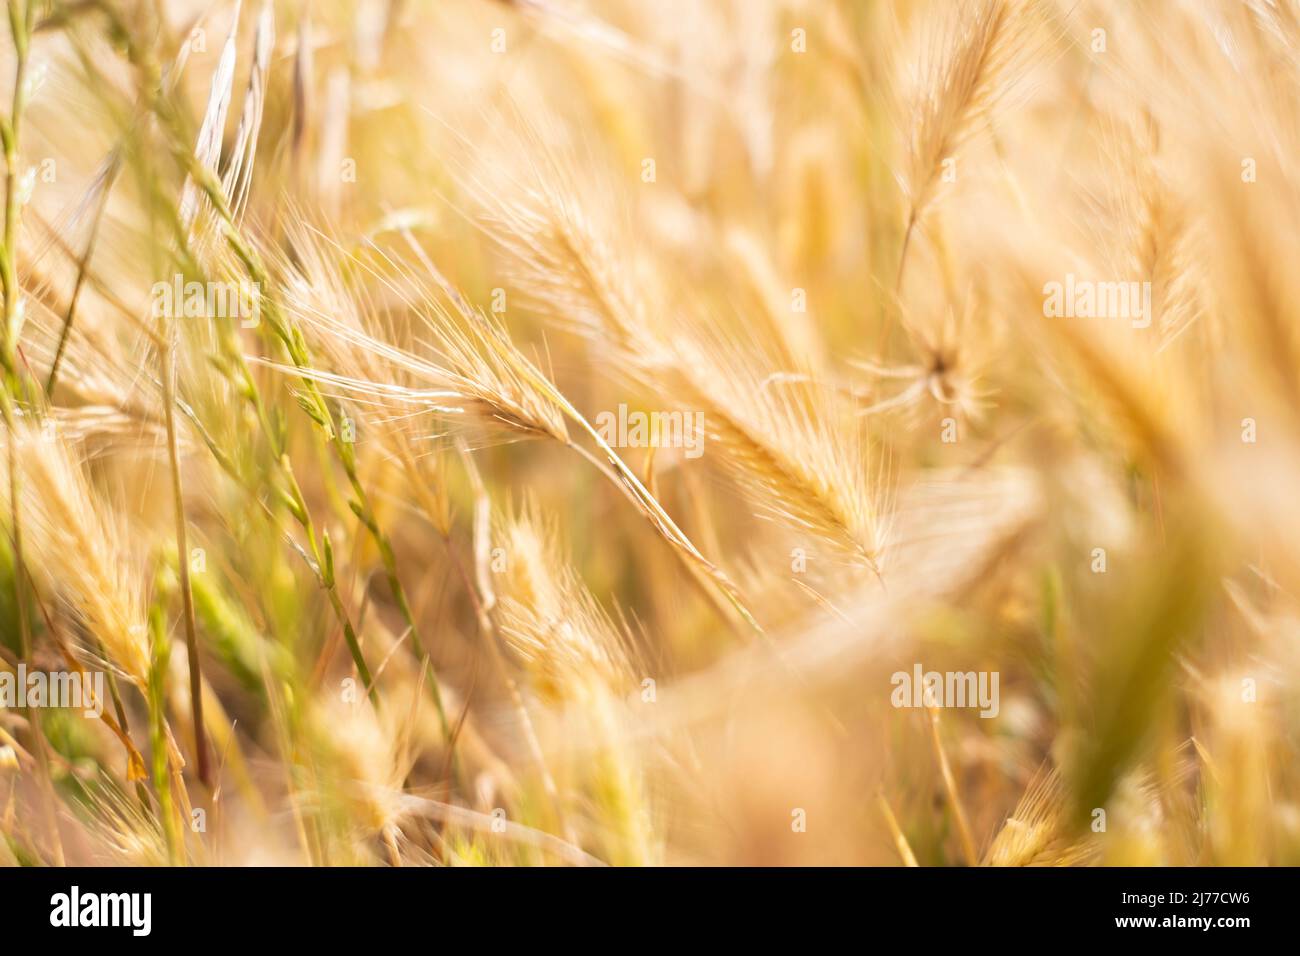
[0,0,1298,866]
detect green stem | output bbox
[159,304,211,786]
[0,0,64,866]
[148,603,181,863]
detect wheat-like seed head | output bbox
[270,225,570,449]
[982,767,1099,866]
[461,128,886,568]
[1,422,149,683]
[900,0,1045,230]
[495,500,637,705]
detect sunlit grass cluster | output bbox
[1,0,1298,866]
